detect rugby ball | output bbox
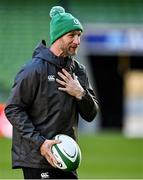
[51,134,82,172]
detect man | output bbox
[5,6,99,179]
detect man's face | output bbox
[58,30,82,56]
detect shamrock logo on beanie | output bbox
[49,6,83,44]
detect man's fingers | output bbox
[62,69,72,80]
[40,139,61,168]
[56,78,67,87]
[58,87,67,92]
[45,154,56,168]
[57,69,72,82]
[58,72,69,82]
[48,140,61,167]
[44,146,59,168]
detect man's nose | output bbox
[73,36,80,45]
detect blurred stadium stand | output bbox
[1,0,143,136]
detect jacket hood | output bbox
[32,40,74,69]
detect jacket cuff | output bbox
[36,136,47,150]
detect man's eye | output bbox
[69,34,74,37]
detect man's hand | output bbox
[40,139,60,168]
[56,68,85,100]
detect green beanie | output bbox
[49,6,83,44]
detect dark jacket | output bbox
[5,40,99,169]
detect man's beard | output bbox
[67,47,78,57]
[60,43,78,57]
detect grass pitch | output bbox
[78,132,143,179]
[0,131,143,179]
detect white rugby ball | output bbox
[51,134,82,172]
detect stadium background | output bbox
[0,0,143,179]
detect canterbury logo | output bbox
[41,172,49,179]
[48,75,55,81]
